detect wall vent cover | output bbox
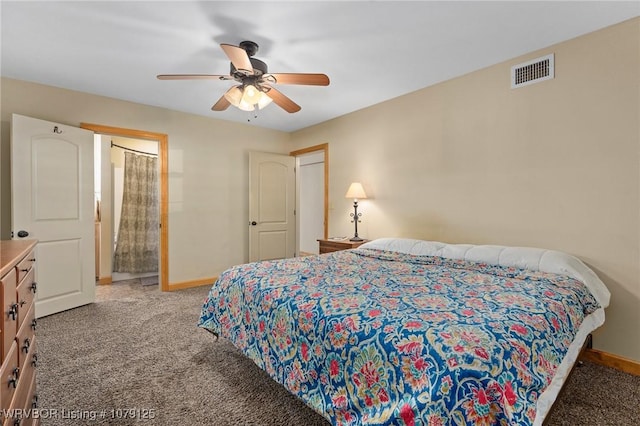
[511,53,554,88]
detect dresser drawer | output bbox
[0,342,19,412]
[16,251,35,285]
[4,370,38,426]
[9,337,37,422]
[25,370,39,426]
[16,268,36,329]
[1,268,18,362]
[319,244,344,254]
[16,304,36,368]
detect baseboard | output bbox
[581,348,640,376]
[98,275,213,290]
[97,276,112,285]
[165,277,216,291]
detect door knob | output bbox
[17,230,29,238]
[250,221,257,226]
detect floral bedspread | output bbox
[198,248,599,425]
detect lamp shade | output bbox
[345,182,367,199]
[237,99,255,111]
[223,86,243,107]
[257,91,273,109]
[241,84,262,105]
[224,85,273,112]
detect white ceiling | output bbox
[2,1,638,132]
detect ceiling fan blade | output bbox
[264,86,301,113]
[266,73,330,86]
[220,44,253,74]
[211,95,231,111]
[157,74,232,80]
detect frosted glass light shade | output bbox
[224,85,271,111]
[223,86,243,107]
[345,182,367,199]
[241,84,261,105]
[237,99,255,111]
[257,92,273,109]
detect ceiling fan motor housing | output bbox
[239,40,259,57]
[230,57,268,77]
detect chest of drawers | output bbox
[1,240,39,426]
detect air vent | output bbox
[511,54,554,89]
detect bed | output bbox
[198,238,609,425]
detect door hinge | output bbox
[10,231,14,238]
[294,209,296,215]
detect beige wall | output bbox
[291,18,640,361]
[1,18,638,361]
[0,78,291,284]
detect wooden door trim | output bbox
[80,123,169,292]
[289,143,328,239]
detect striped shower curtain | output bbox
[113,152,159,273]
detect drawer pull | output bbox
[32,353,38,368]
[7,367,20,388]
[22,338,31,354]
[31,318,37,331]
[30,258,36,263]
[30,282,38,294]
[8,303,18,320]
[19,299,26,307]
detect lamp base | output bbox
[349,236,363,242]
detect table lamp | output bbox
[345,182,367,241]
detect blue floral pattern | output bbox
[198,248,599,425]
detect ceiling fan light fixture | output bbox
[237,99,255,112]
[223,86,243,107]
[241,84,262,105]
[257,91,273,110]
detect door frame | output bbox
[80,123,169,292]
[290,143,328,240]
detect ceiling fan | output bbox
[157,40,330,113]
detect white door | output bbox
[249,152,296,262]
[11,114,96,318]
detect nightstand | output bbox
[317,238,368,254]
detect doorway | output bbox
[81,123,169,291]
[109,136,159,284]
[290,144,328,256]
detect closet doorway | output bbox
[290,143,328,256]
[82,123,169,291]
